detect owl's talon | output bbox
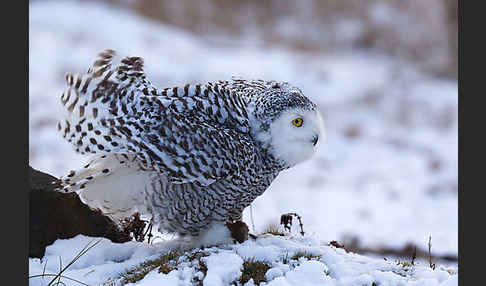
[226,221,249,243]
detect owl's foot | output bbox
[225,221,250,243]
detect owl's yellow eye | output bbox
[292,118,303,127]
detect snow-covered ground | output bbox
[29,0,458,271]
[29,234,457,286]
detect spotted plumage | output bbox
[57,49,325,242]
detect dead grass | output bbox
[187,250,210,262]
[29,239,103,286]
[340,235,457,264]
[186,250,210,286]
[262,223,285,236]
[239,259,271,286]
[120,250,182,284]
[291,251,322,261]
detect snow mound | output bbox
[29,235,457,286]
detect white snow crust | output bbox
[29,234,458,286]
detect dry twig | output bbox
[280,212,305,236]
[428,236,436,270]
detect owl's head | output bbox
[250,82,325,168]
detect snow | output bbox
[277,260,333,286]
[29,236,159,286]
[29,0,457,274]
[28,234,458,286]
[202,252,244,286]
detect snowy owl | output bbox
[57,49,325,245]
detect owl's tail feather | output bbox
[59,153,152,223]
[57,49,150,156]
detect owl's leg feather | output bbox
[178,222,235,250]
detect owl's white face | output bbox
[267,108,325,167]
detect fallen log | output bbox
[29,166,131,258]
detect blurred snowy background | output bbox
[29,0,458,263]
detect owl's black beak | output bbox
[312,135,319,146]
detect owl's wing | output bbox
[58,49,157,154]
[134,114,259,186]
[58,49,259,187]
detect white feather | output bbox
[268,108,325,167]
[188,222,234,249]
[61,154,153,223]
